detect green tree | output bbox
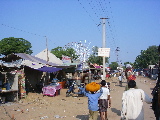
[87,46,108,65]
[0,37,33,56]
[51,46,78,60]
[109,62,119,70]
[87,55,104,65]
[134,45,159,69]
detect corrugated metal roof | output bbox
[0,53,58,66]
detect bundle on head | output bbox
[85,82,100,92]
[128,75,136,80]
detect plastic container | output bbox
[58,81,66,88]
[2,88,6,90]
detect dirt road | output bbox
[107,76,156,120]
[0,76,156,120]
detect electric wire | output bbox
[1,24,57,50]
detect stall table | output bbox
[42,85,62,97]
[0,90,18,103]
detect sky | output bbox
[0,0,159,65]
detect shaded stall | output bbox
[0,53,64,102]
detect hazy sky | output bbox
[0,0,159,65]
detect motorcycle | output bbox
[66,80,77,97]
[66,81,85,97]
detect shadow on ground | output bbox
[111,108,121,116]
[115,85,125,87]
[76,115,100,120]
[76,115,89,120]
[150,88,154,90]
[112,82,117,84]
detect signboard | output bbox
[62,55,71,63]
[98,48,110,57]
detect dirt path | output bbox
[107,76,156,120]
[0,76,156,120]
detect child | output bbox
[99,80,111,120]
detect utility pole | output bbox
[115,47,120,64]
[100,18,109,80]
[45,36,49,63]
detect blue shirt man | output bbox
[82,88,103,120]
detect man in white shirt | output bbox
[118,74,123,87]
[121,80,152,120]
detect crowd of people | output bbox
[79,79,152,120]
[63,61,160,120]
[65,45,159,120]
[73,64,156,120]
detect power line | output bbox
[78,0,101,33]
[1,24,44,37]
[78,0,119,63]
[1,23,57,49]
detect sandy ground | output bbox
[0,76,157,120]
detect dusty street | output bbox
[0,76,156,120]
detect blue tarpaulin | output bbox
[36,66,63,73]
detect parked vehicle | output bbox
[93,75,101,80]
[66,80,77,97]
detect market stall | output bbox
[0,72,19,103]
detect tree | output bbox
[0,37,33,56]
[133,45,159,69]
[51,46,78,60]
[87,46,108,65]
[87,54,104,65]
[109,62,119,70]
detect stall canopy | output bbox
[0,53,58,66]
[0,53,83,73]
[0,53,63,73]
[89,63,102,69]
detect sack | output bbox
[85,82,100,92]
[128,75,136,80]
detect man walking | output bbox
[121,80,152,120]
[118,73,123,87]
[83,82,103,120]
